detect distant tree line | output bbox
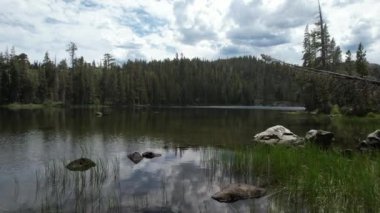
[0,44,379,115]
[0,45,302,106]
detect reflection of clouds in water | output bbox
[0,131,271,212]
[117,147,265,212]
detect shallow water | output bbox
[0,107,378,212]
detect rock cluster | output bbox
[253,125,334,148]
[127,151,161,164]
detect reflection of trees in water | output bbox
[2,108,378,149]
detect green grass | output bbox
[0,102,116,110]
[330,104,342,116]
[2,103,46,109]
[366,112,380,119]
[211,144,380,212]
[1,102,64,110]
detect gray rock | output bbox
[66,158,96,171]
[359,130,380,150]
[128,152,143,164]
[305,129,334,148]
[366,130,380,144]
[253,125,301,145]
[212,183,266,203]
[142,152,162,159]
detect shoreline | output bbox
[1,103,379,118]
[0,103,306,111]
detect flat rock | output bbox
[253,125,301,145]
[142,152,162,159]
[66,158,96,171]
[128,152,143,164]
[211,183,266,203]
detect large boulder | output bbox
[358,130,380,150]
[128,152,143,164]
[253,125,301,145]
[211,184,266,203]
[305,129,334,148]
[66,158,96,171]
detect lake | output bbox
[0,107,379,212]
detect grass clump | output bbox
[3,103,45,110]
[35,158,121,212]
[1,102,64,110]
[366,112,380,119]
[212,144,380,212]
[330,104,341,116]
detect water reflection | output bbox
[0,108,379,212]
[0,146,268,212]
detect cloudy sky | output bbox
[0,0,379,64]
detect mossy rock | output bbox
[66,158,96,171]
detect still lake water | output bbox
[0,107,379,212]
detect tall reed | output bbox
[209,144,380,212]
[35,157,121,212]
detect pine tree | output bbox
[330,39,342,71]
[0,69,10,103]
[103,53,115,70]
[315,0,327,69]
[302,1,342,72]
[66,42,77,70]
[302,25,313,67]
[356,43,368,77]
[345,50,353,75]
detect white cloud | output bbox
[0,0,379,64]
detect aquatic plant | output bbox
[34,157,121,212]
[210,144,380,212]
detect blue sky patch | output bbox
[117,8,167,37]
[80,0,103,10]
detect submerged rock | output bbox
[253,125,301,145]
[66,158,96,171]
[305,129,334,148]
[358,130,380,150]
[142,152,162,159]
[212,183,266,203]
[128,152,143,164]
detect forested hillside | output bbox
[0,48,379,115]
[0,51,300,106]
